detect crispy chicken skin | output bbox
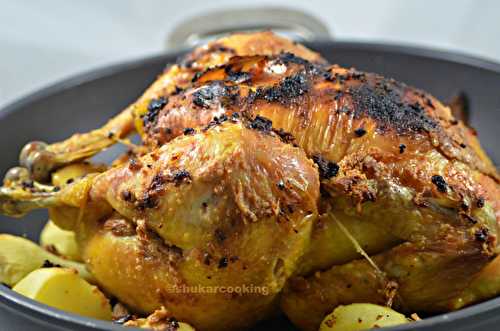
[1,32,499,331]
[5,120,320,330]
[137,51,500,329]
[20,31,324,182]
[83,121,319,330]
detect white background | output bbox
[1,0,500,108]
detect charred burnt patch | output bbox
[192,81,239,108]
[431,175,448,193]
[191,71,203,83]
[224,65,252,84]
[149,173,165,192]
[183,127,196,135]
[138,174,167,210]
[143,97,168,128]
[279,52,310,66]
[137,170,191,210]
[477,196,485,208]
[325,69,367,85]
[354,128,367,137]
[230,112,240,122]
[121,190,134,202]
[312,155,339,179]
[42,260,62,268]
[461,213,477,225]
[273,128,295,144]
[249,115,273,133]
[193,82,220,108]
[170,169,192,186]
[203,114,230,131]
[21,180,35,191]
[475,228,490,242]
[278,52,323,74]
[349,78,438,134]
[361,190,376,203]
[218,256,229,268]
[399,144,406,154]
[255,71,310,103]
[136,193,158,210]
[228,71,252,84]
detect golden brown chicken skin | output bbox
[1,34,499,331]
[2,119,319,331]
[137,53,500,329]
[146,53,496,177]
[82,120,319,331]
[19,32,324,182]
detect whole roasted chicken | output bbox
[1,32,499,331]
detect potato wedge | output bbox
[0,234,93,286]
[13,268,111,320]
[319,303,409,331]
[40,220,81,261]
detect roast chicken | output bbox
[1,31,499,331]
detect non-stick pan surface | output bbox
[0,41,499,331]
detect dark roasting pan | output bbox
[0,8,499,331]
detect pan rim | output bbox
[1,40,500,331]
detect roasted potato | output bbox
[40,220,81,261]
[13,268,111,320]
[319,303,409,331]
[0,234,93,286]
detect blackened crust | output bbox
[349,80,438,134]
